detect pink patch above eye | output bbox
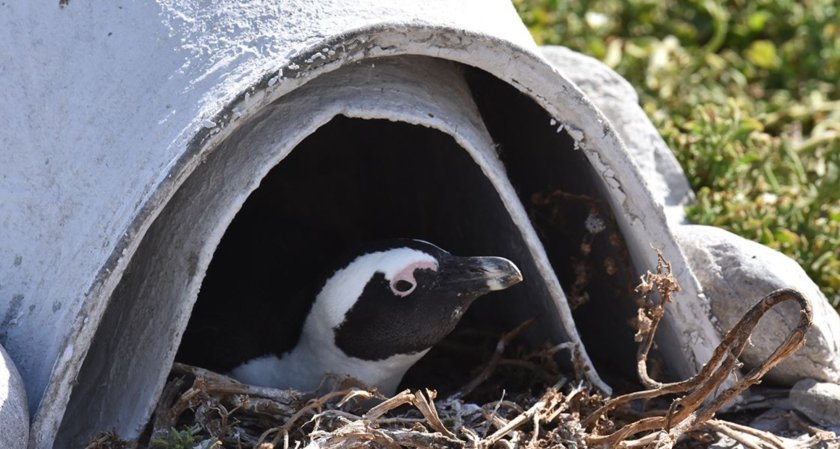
[390,260,438,297]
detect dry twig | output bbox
[583,250,814,448]
[97,251,829,449]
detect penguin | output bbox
[228,239,523,394]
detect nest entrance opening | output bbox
[177,116,548,394]
[178,85,647,393]
[58,57,653,449]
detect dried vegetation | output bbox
[86,253,836,449]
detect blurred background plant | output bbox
[516,0,840,307]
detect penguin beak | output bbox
[441,256,523,295]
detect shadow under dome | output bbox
[466,68,645,387]
[177,117,553,380]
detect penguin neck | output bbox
[284,280,433,394]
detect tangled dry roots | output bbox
[86,251,837,449]
[582,252,820,448]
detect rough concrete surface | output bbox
[676,224,840,385]
[790,378,840,427]
[540,46,694,224]
[0,344,28,449]
[0,2,534,418]
[1,2,721,447]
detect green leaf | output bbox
[748,11,771,32]
[774,228,800,244]
[745,40,781,69]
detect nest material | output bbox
[86,253,837,449]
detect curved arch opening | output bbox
[54,55,647,447]
[176,117,540,388]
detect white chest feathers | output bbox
[229,343,429,395]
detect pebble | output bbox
[790,378,840,427]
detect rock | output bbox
[713,406,823,448]
[790,378,840,427]
[675,224,840,385]
[1,343,28,449]
[540,46,694,224]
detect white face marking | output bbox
[304,248,439,347]
[389,260,437,297]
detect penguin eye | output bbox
[390,278,416,297]
[389,259,436,297]
[395,280,414,292]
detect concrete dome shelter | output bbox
[0,2,718,448]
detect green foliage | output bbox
[150,426,210,449]
[516,0,840,306]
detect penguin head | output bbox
[304,239,523,362]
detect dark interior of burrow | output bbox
[177,67,646,396]
[465,68,647,388]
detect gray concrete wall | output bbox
[0,2,721,447]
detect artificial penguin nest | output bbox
[85,255,839,449]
